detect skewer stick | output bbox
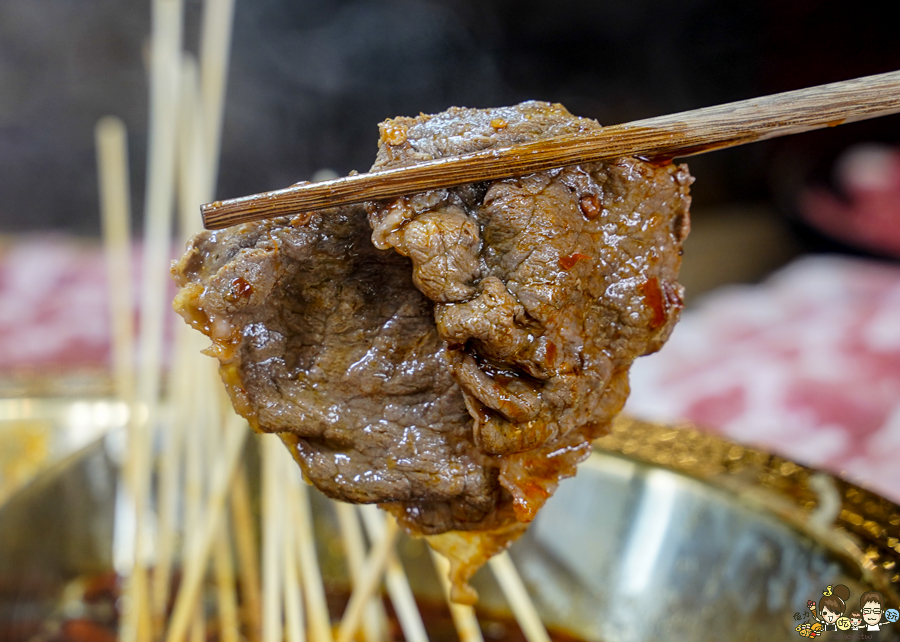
[230,466,263,642]
[168,58,212,639]
[120,1,183,640]
[152,52,208,630]
[150,333,190,628]
[488,552,551,642]
[284,544,306,642]
[283,520,307,642]
[335,518,400,642]
[95,116,135,406]
[183,357,208,642]
[281,457,306,642]
[192,375,215,642]
[207,391,242,642]
[123,570,152,642]
[359,507,429,642]
[334,504,388,642]
[260,437,285,642]
[287,467,334,642]
[203,69,900,230]
[181,342,216,642]
[164,415,248,642]
[182,355,205,547]
[189,612,206,642]
[95,115,144,637]
[429,551,484,642]
[135,0,182,426]
[177,55,207,241]
[198,0,236,195]
[214,521,242,642]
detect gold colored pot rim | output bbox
[599,415,900,606]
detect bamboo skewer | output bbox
[120,1,184,639]
[208,384,241,642]
[150,342,188,629]
[283,517,307,642]
[189,610,206,642]
[230,467,263,642]
[154,55,211,640]
[95,116,135,406]
[335,518,401,642]
[286,466,334,642]
[359,506,429,642]
[282,447,308,642]
[163,415,249,642]
[177,55,207,241]
[177,65,207,642]
[198,0,236,195]
[334,504,388,642]
[202,69,900,230]
[152,52,206,631]
[261,437,285,642]
[488,552,551,642]
[179,367,206,642]
[94,114,141,620]
[188,415,207,642]
[182,358,205,553]
[214,512,241,642]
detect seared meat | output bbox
[172,101,692,602]
[172,206,501,523]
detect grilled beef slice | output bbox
[172,101,692,602]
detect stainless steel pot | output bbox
[1,416,898,641]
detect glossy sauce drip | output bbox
[558,252,589,271]
[503,435,594,522]
[640,276,667,329]
[224,276,254,302]
[545,340,557,366]
[577,193,601,219]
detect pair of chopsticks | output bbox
[202,70,900,230]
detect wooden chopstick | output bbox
[202,70,900,230]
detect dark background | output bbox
[1,0,898,253]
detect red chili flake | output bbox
[224,277,254,302]
[558,253,590,270]
[641,276,667,329]
[545,341,557,365]
[578,194,601,219]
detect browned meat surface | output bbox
[172,101,692,602]
[172,205,503,526]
